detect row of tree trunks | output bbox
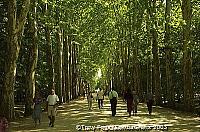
[63,34,80,101]
[109,0,193,111]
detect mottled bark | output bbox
[181,0,193,112]
[3,0,18,121]
[0,0,7,117]
[1,0,30,120]
[24,0,38,117]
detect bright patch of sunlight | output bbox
[195,125,200,128]
[101,110,111,114]
[97,68,102,78]
[84,115,92,118]
[60,113,70,116]
[10,122,21,125]
[96,119,110,123]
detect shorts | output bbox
[48,105,56,116]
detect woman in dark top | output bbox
[32,92,42,127]
[124,88,133,117]
[146,93,154,115]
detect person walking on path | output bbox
[46,89,59,127]
[32,92,42,127]
[108,89,118,116]
[132,91,139,115]
[146,93,154,115]
[87,92,93,110]
[97,88,104,109]
[124,88,133,117]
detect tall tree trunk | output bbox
[79,79,84,96]
[135,5,145,99]
[75,43,79,98]
[149,0,162,105]
[63,35,70,102]
[165,48,174,107]
[45,3,54,91]
[128,0,135,92]
[145,12,153,94]
[45,26,54,90]
[62,32,66,103]
[69,36,72,100]
[116,46,121,94]
[72,42,76,99]
[181,0,193,112]
[133,48,141,96]
[62,59,66,103]
[151,28,162,105]
[0,0,8,117]
[1,0,30,120]
[106,58,112,91]
[164,0,174,107]
[55,28,63,103]
[71,39,76,99]
[24,0,38,117]
[120,29,129,91]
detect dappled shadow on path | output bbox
[10,97,200,132]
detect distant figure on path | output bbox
[132,91,139,115]
[146,93,154,115]
[87,92,93,110]
[108,89,118,116]
[124,88,133,117]
[32,92,42,127]
[46,89,59,127]
[97,88,104,109]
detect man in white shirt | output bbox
[46,89,59,127]
[97,88,104,109]
[108,89,118,116]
